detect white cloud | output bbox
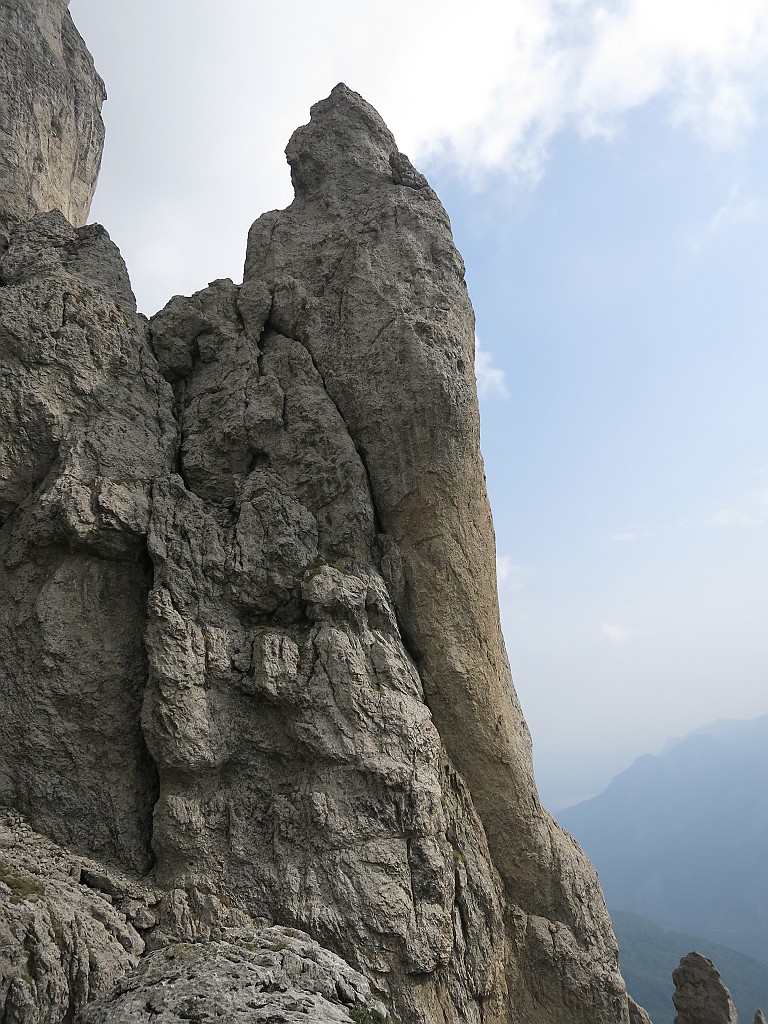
[69,0,768,310]
[475,335,509,400]
[497,556,526,590]
[601,622,638,643]
[388,0,768,181]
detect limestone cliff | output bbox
[0,6,649,1024]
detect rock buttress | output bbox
[0,212,173,872]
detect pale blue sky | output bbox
[70,0,768,809]
[444,110,768,805]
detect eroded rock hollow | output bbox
[0,3,650,1022]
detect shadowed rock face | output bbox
[0,0,105,238]
[0,9,648,1024]
[0,211,168,873]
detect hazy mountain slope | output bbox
[612,910,768,1024]
[559,715,768,961]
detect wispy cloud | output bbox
[609,526,653,543]
[691,182,764,250]
[70,0,768,311]
[601,622,637,643]
[475,336,509,400]
[709,185,761,232]
[497,556,527,591]
[710,508,764,527]
[709,488,768,527]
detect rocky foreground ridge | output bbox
[0,2,651,1022]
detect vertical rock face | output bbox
[0,10,648,1024]
[673,952,739,1024]
[0,211,170,873]
[0,0,105,239]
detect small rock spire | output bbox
[673,951,738,1024]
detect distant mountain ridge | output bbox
[560,714,768,961]
[662,716,768,764]
[612,910,768,1024]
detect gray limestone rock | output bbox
[755,1011,767,1024]
[0,214,174,873]
[630,998,655,1024]
[0,210,136,313]
[79,928,387,1024]
[673,951,738,1024]
[0,810,144,1024]
[1,811,385,1024]
[0,0,105,238]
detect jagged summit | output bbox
[1,8,650,1024]
[285,83,406,196]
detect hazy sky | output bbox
[69,0,768,810]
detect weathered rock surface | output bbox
[673,951,738,1024]
[0,212,169,873]
[0,811,385,1024]
[0,7,649,1024]
[80,928,386,1024]
[0,0,105,239]
[142,275,511,1023]
[754,1010,767,1023]
[0,809,144,1023]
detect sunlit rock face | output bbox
[0,0,106,239]
[0,7,650,1023]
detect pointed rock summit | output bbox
[1,13,648,1024]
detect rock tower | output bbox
[673,952,738,1024]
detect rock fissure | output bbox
[265,314,388,545]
